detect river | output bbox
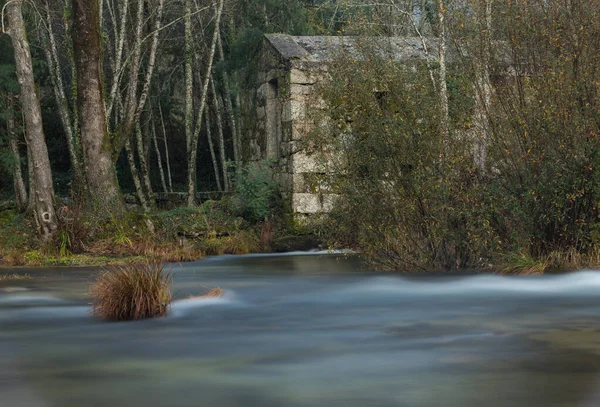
[2,252,600,406]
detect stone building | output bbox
[249,34,442,217]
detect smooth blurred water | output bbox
[2,253,600,407]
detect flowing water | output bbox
[2,252,600,407]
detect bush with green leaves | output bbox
[156,200,244,239]
[313,6,600,272]
[230,161,280,223]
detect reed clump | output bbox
[91,261,172,321]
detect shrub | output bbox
[156,201,243,241]
[90,261,172,321]
[200,230,260,255]
[230,161,280,222]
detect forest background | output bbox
[1,0,599,274]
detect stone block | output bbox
[248,140,262,161]
[282,125,293,143]
[257,84,268,100]
[291,152,320,173]
[292,193,340,214]
[278,172,293,193]
[292,173,306,193]
[282,99,306,122]
[290,68,317,85]
[290,83,313,96]
[291,122,311,141]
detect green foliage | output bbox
[199,230,260,256]
[313,8,600,272]
[0,210,37,258]
[230,161,280,223]
[156,200,242,239]
[23,250,43,266]
[311,42,491,271]
[500,251,548,275]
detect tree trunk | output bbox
[474,0,493,173]
[187,0,225,206]
[6,0,58,238]
[158,102,173,192]
[62,0,79,142]
[205,108,223,192]
[210,77,230,191]
[42,0,82,184]
[184,0,194,153]
[437,0,450,146]
[135,0,165,124]
[217,30,240,164]
[122,0,145,142]
[235,93,244,161]
[125,138,151,212]
[135,122,155,207]
[26,145,36,214]
[72,0,125,216]
[151,113,168,193]
[106,0,129,118]
[7,111,27,212]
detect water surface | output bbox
[2,253,600,407]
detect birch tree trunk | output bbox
[151,114,168,193]
[235,93,244,161]
[187,0,225,206]
[126,138,151,212]
[210,77,230,191]
[41,0,82,183]
[6,0,58,238]
[436,0,450,146]
[217,30,240,164]
[158,102,173,192]
[109,0,164,155]
[122,0,145,145]
[474,0,493,173]
[205,108,223,192]
[135,121,154,206]
[72,0,125,216]
[106,0,129,118]
[184,0,194,153]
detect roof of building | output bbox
[264,34,441,63]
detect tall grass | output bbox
[200,230,260,255]
[91,261,172,321]
[499,251,549,275]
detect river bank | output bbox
[0,198,322,268]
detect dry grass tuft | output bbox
[184,287,224,301]
[498,247,600,275]
[202,287,224,298]
[0,273,32,281]
[90,261,172,321]
[143,243,203,263]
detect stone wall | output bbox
[249,37,339,218]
